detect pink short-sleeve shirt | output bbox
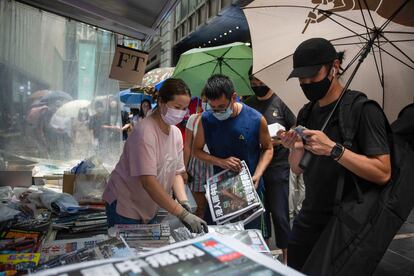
[102,116,185,222]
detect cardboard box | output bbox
[63,172,107,204]
[63,172,76,194]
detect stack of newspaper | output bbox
[110,223,172,254]
[205,161,264,225]
[31,234,303,276]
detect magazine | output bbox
[0,253,40,272]
[31,234,304,276]
[205,161,263,223]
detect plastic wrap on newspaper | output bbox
[205,161,265,225]
[36,237,134,271]
[172,223,269,255]
[31,233,304,276]
[109,223,171,240]
[39,234,108,263]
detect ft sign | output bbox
[109,45,149,84]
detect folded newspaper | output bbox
[173,223,270,255]
[205,161,264,224]
[31,233,303,276]
[108,223,173,255]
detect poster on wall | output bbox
[109,45,148,84]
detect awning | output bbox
[17,0,180,40]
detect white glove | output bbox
[178,209,208,233]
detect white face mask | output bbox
[161,104,187,125]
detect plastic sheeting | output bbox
[0,0,122,168]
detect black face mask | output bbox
[252,85,269,97]
[300,72,333,102]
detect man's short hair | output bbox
[204,74,235,100]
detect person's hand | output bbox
[178,209,208,233]
[179,200,192,213]
[218,157,242,172]
[302,129,335,156]
[277,129,304,150]
[252,174,261,189]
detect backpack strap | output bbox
[338,90,369,149]
[336,90,369,206]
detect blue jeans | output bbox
[105,200,157,227]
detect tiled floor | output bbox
[374,210,414,276]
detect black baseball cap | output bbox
[287,38,338,80]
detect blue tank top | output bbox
[202,103,262,176]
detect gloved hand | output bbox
[178,209,208,234]
[179,200,192,213]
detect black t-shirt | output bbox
[245,93,296,167]
[300,100,390,224]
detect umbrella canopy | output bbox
[50,100,91,134]
[39,90,73,104]
[119,89,153,106]
[172,42,254,97]
[142,67,175,87]
[28,90,51,102]
[243,0,414,121]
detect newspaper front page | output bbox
[32,234,303,276]
[205,161,264,224]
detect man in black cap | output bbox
[278,37,391,270]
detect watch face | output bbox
[331,144,343,159]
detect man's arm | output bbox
[278,129,305,175]
[193,118,242,172]
[302,129,391,185]
[252,117,274,188]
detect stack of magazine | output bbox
[205,161,264,225]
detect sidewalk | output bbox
[374,209,414,276]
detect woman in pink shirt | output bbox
[103,79,207,233]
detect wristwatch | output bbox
[330,143,345,160]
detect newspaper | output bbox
[268,122,286,138]
[36,237,134,270]
[205,161,264,224]
[40,234,108,263]
[31,234,303,276]
[172,223,269,255]
[110,223,171,240]
[217,204,264,225]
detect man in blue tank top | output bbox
[193,74,274,234]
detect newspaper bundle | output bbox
[205,161,264,224]
[109,223,173,255]
[32,233,303,276]
[173,222,270,255]
[36,237,134,270]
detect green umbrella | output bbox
[172,42,253,97]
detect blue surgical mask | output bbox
[212,102,233,121]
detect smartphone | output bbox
[294,125,308,140]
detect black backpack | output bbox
[297,91,414,276]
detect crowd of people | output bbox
[102,37,402,271]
